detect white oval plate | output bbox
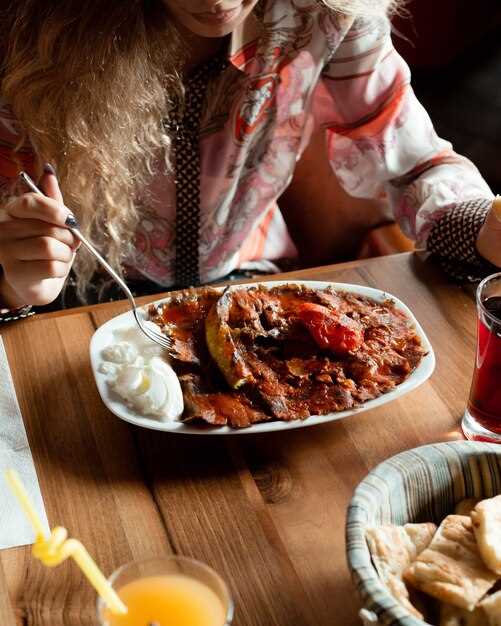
[90,280,435,435]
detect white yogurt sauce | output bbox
[99,324,184,420]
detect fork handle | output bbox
[19,172,135,307]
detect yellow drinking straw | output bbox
[5,469,127,616]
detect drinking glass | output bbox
[97,556,234,626]
[462,272,501,442]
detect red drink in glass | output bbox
[463,273,501,442]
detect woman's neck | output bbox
[177,23,230,73]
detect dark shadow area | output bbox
[396,4,501,191]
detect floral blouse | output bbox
[0,0,495,288]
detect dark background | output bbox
[395,0,501,192]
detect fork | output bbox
[19,171,173,350]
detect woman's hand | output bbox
[476,198,501,269]
[0,168,79,307]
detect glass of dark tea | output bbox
[462,272,501,442]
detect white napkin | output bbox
[0,335,49,548]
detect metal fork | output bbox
[19,171,173,350]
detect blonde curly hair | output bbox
[1,0,401,300]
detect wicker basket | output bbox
[346,441,501,625]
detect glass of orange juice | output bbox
[97,556,233,626]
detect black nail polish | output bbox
[65,214,79,228]
[43,163,57,176]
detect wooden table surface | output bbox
[0,252,478,626]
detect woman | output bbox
[0,0,500,319]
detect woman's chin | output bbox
[185,20,242,38]
[178,1,256,39]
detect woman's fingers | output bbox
[39,164,64,203]
[5,192,73,226]
[10,260,70,281]
[0,171,76,307]
[0,218,78,248]
[4,236,74,263]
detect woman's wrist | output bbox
[0,271,34,322]
[0,269,29,309]
[475,197,501,268]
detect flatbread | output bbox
[439,602,485,626]
[403,515,497,611]
[471,495,501,575]
[454,499,479,516]
[480,589,501,626]
[404,523,439,556]
[366,523,436,618]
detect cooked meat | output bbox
[149,284,426,428]
[148,288,220,365]
[180,373,270,428]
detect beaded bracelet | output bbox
[0,305,34,322]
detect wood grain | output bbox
[0,252,479,626]
[1,314,170,626]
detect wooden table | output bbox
[0,252,478,626]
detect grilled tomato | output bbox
[297,302,363,354]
